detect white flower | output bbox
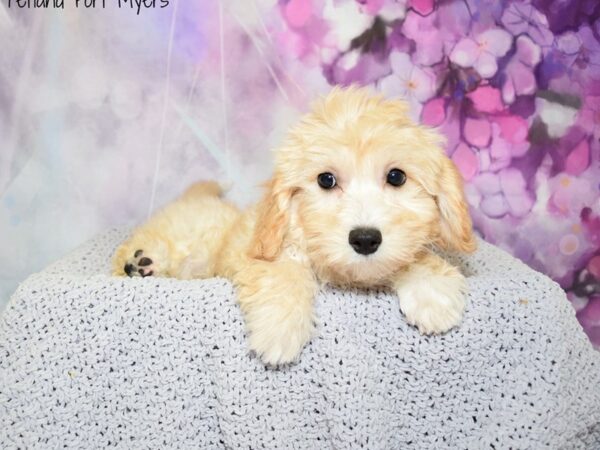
[450,28,513,78]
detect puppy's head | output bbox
[250,86,476,285]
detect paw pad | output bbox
[124,249,154,278]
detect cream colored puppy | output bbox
[113,86,476,365]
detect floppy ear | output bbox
[414,127,476,253]
[248,177,293,261]
[435,156,477,253]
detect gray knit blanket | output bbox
[1,229,599,449]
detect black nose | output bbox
[348,227,382,255]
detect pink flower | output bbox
[564,138,590,176]
[408,0,434,16]
[493,115,529,147]
[355,0,385,15]
[356,0,407,19]
[449,28,513,78]
[451,142,479,181]
[284,0,314,28]
[420,98,462,154]
[378,52,436,118]
[463,117,491,148]
[502,35,542,104]
[487,119,529,170]
[467,85,504,113]
[462,114,530,172]
[421,97,446,126]
[277,0,330,60]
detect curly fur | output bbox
[113,86,476,365]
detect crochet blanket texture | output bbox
[1,229,599,449]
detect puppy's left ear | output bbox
[248,177,293,261]
[435,156,477,253]
[417,127,477,253]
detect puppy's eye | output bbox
[387,168,406,187]
[317,172,337,190]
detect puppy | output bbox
[113,86,476,365]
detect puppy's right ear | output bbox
[248,177,292,261]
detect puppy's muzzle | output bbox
[349,227,382,255]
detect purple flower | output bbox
[471,168,535,218]
[551,25,600,87]
[435,0,472,45]
[502,35,542,104]
[501,1,554,47]
[401,10,444,66]
[578,94,600,137]
[532,0,600,35]
[573,25,600,75]
[327,51,392,85]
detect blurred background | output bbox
[0,0,598,348]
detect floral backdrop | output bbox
[0,0,599,347]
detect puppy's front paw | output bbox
[396,270,466,335]
[235,260,317,365]
[244,302,315,366]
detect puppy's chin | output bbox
[306,236,427,287]
[313,256,402,288]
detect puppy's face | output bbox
[251,87,475,286]
[291,129,441,284]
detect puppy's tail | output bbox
[182,181,225,200]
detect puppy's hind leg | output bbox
[180,180,223,199]
[113,181,236,279]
